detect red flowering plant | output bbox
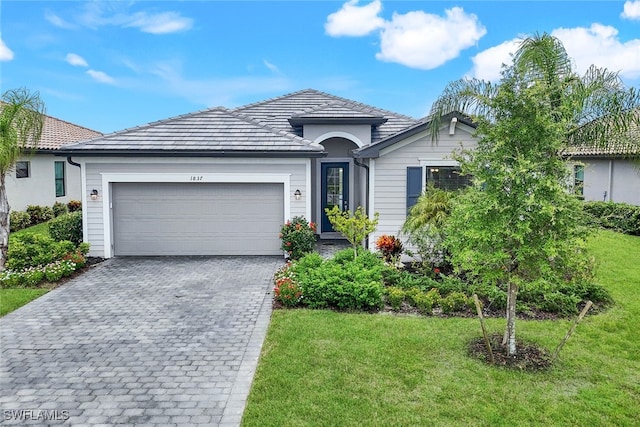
[375,234,403,264]
[273,262,303,307]
[280,216,317,260]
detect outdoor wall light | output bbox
[90,189,99,201]
[294,189,302,200]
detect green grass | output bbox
[243,230,640,427]
[1,222,51,317]
[0,288,49,316]
[9,221,49,240]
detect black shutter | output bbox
[406,166,422,214]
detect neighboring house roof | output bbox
[37,115,102,150]
[354,111,476,159]
[59,106,325,157]
[563,118,640,157]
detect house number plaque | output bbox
[189,176,204,181]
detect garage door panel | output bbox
[112,182,284,256]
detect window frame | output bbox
[16,161,30,179]
[573,164,584,197]
[54,161,66,197]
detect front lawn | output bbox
[242,230,640,426]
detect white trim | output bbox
[368,158,376,251]
[305,158,312,220]
[418,159,460,167]
[100,173,291,258]
[314,131,365,148]
[79,159,89,244]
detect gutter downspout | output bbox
[67,156,81,169]
[354,157,370,249]
[607,159,613,202]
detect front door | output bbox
[321,162,349,233]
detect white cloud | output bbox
[0,36,14,61]
[48,3,192,34]
[66,53,89,67]
[376,7,486,70]
[468,39,520,81]
[263,60,280,74]
[87,69,116,85]
[325,0,385,37]
[126,11,193,34]
[45,10,76,29]
[621,0,640,20]
[552,24,640,79]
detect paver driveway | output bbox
[0,256,284,426]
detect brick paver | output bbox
[0,256,283,426]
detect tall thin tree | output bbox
[0,88,46,269]
[429,33,640,355]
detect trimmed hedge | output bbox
[25,205,54,226]
[583,201,640,236]
[9,211,31,232]
[49,211,83,245]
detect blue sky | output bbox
[2,1,640,134]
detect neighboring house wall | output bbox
[6,154,81,211]
[369,123,477,250]
[80,157,310,257]
[580,157,640,205]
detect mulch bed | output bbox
[468,333,552,371]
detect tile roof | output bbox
[233,89,418,143]
[564,117,640,157]
[62,107,325,155]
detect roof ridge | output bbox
[98,107,229,138]
[227,109,318,147]
[231,88,320,112]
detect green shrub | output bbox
[25,205,54,225]
[67,200,82,212]
[280,216,317,260]
[385,287,405,311]
[52,202,69,217]
[412,289,441,315]
[583,201,640,235]
[7,234,75,270]
[294,250,385,311]
[49,211,83,245]
[440,291,469,314]
[9,211,31,232]
[538,292,581,316]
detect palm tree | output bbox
[0,88,46,269]
[428,33,640,356]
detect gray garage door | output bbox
[112,182,284,256]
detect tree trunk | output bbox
[0,175,10,271]
[505,281,518,355]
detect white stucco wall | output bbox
[78,157,311,257]
[369,123,477,250]
[581,158,640,205]
[5,154,82,212]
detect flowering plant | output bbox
[273,262,303,307]
[375,234,403,263]
[280,216,317,260]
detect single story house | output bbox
[7,114,101,211]
[565,128,640,205]
[57,89,477,258]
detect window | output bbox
[54,161,66,197]
[574,164,584,197]
[426,166,471,191]
[406,163,471,213]
[16,161,30,178]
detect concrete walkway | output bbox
[0,256,283,426]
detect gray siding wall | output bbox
[582,158,640,205]
[82,158,309,257]
[370,124,477,249]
